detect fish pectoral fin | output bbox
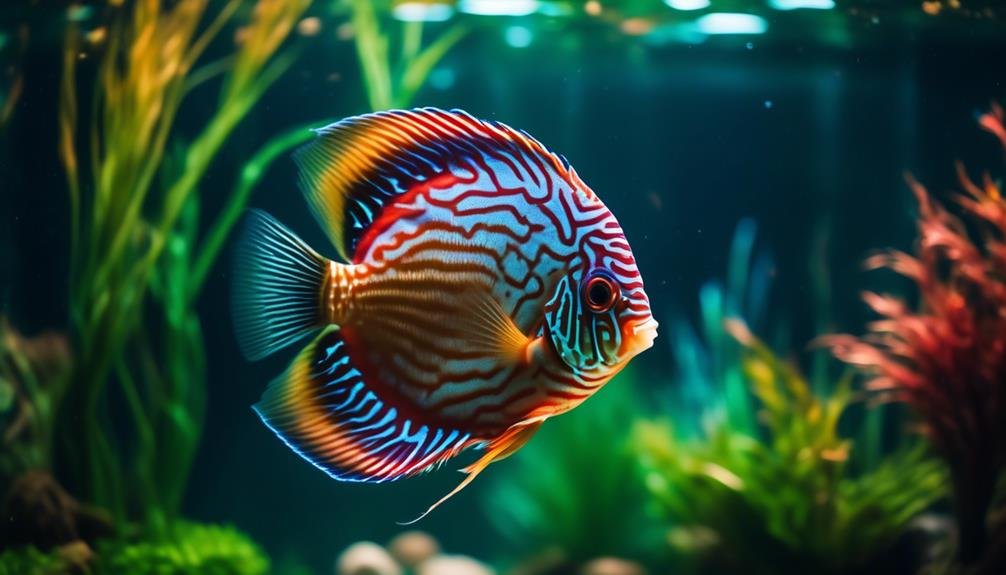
[456,287,532,364]
[399,418,545,525]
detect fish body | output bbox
[233,108,656,517]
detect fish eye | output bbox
[583,271,619,313]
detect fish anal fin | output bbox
[255,326,474,484]
[400,418,545,525]
[467,417,543,467]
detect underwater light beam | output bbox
[537,2,574,16]
[695,13,768,35]
[459,0,540,16]
[768,0,835,10]
[392,2,455,22]
[664,0,711,11]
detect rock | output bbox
[417,554,495,575]
[336,541,402,575]
[579,557,646,575]
[388,531,440,569]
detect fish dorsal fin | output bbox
[293,108,579,263]
[254,326,478,484]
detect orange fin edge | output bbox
[398,418,546,525]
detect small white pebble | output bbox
[388,531,440,569]
[580,557,647,575]
[336,542,402,575]
[417,555,495,575]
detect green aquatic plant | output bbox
[30,0,469,559]
[827,103,1006,567]
[345,0,469,111]
[645,216,941,573]
[0,24,24,131]
[667,218,773,438]
[0,521,265,575]
[56,0,311,530]
[94,521,269,575]
[635,322,946,575]
[0,545,67,575]
[198,0,471,281]
[486,369,658,571]
[0,322,71,484]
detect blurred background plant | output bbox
[635,321,946,575]
[214,0,472,258]
[827,102,1006,571]
[485,369,658,574]
[345,0,468,111]
[0,544,69,575]
[0,22,25,131]
[56,0,311,538]
[665,218,774,439]
[2,0,474,571]
[93,521,270,575]
[631,220,946,575]
[0,321,71,487]
[483,218,947,575]
[0,520,268,575]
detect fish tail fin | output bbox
[232,209,330,361]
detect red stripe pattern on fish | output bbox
[232,108,657,520]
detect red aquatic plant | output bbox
[979,101,1006,151]
[826,105,1006,566]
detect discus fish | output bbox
[233,108,657,520]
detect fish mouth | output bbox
[631,317,659,351]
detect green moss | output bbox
[93,522,269,575]
[0,523,269,575]
[0,546,66,575]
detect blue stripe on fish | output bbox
[253,327,473,483]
